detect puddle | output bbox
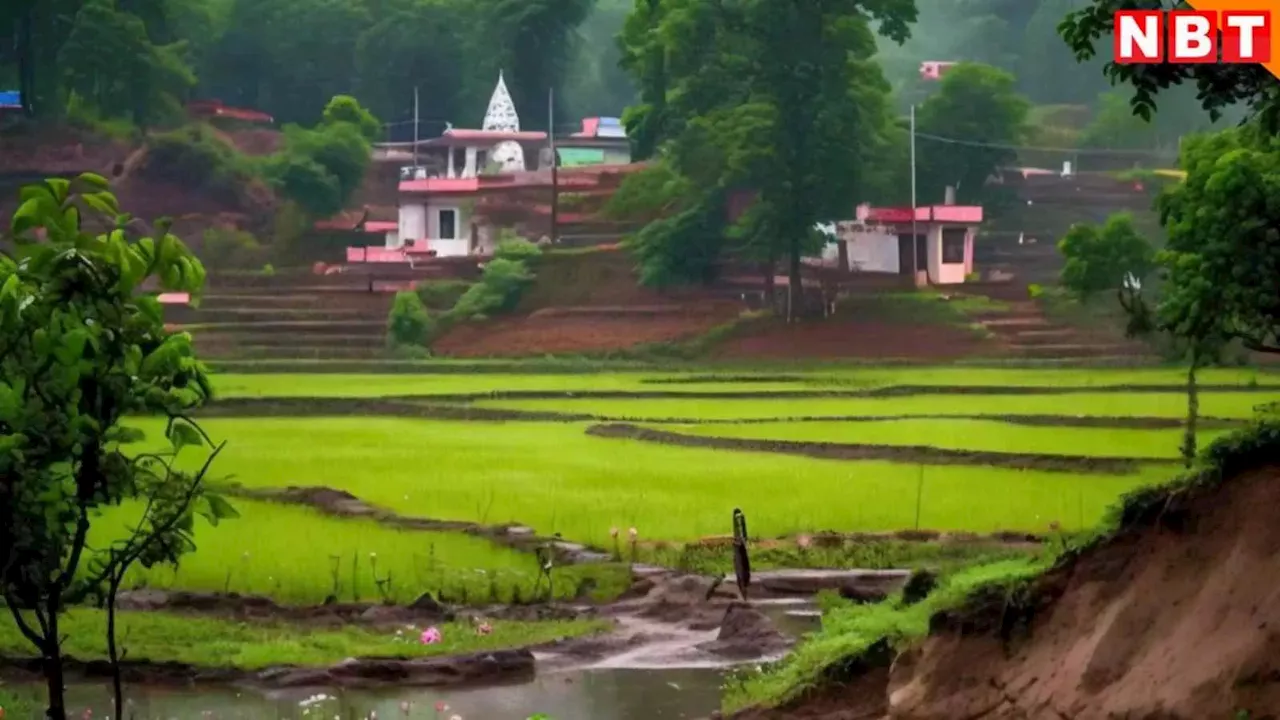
[31,668,726,720]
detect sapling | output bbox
[328,555,343,601]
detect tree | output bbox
[353,3,467,131]
[266,110,374,217]
[914,62,1030,208]
[322,94,382,141]
[1057,212,1155,302]
[617,0,915,317]
[1059,0,1280,132]
[0,174,235,720]
[58,0,196,128]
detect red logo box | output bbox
[1222,10,1272,62]
[1115,10,1164,63]
[1168,10,1219,63]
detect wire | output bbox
[913,131,1173,158]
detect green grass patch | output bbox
[129,417,1162,544]
[477,391,1280,421]
[656,419,1228,459]
[0,608,605,671]
[91,499,629,605]
[722,557,1049,712]
[207,367,1280,399]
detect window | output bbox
[437,209,457,240]
[941,228,966,264]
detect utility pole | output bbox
[412,85,420,171]
[549,87,559,245]
[909,103,919,286]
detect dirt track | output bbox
[585,423,1162,474]
[734,465,1280,719]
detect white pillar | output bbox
[464,147,477,177]
[446,149,455,178]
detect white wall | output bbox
[925,225,943,283]
[425,200,471,256]
[398,203,426,243]
[385,230,401,249]
[845,229,899,273]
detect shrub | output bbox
[449,258,535,321]
[201,227,266,269]
[263,151,343,217]
[387,291,435,348]
[143,124,251,204]
[266,122,371,217]
[322,95,382,141]
[494,236,543,263]
[416,279,472,310]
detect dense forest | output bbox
[0,0,1236,143]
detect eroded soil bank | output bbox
[735,466,1280,719]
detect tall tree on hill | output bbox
[616,0,913,318]
[354,2,467,132]
[914,62,1029,209]
[472,0,597,127]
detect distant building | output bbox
[919,61,958,81]
[186,99,274,126]
[817,198,983,285]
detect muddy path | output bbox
[195,396,1248,431]
[586,423,1168,474]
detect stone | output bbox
[698,602,792,659]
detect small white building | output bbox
[817,202,983,285]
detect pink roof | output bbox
[364,221,398,233]
[399,177,481,193]
[440,128,547,142]
[864,205,983,224]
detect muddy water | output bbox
[49,668,724,720]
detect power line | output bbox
[913,131,1173,157]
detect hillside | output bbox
[731,424,1280,719]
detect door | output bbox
[897,233,927,274]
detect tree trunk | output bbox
[43,609,67,720]
[787,238,801,323]
[107,573,125,720]
[1181,356,1200,468]
[18,10,34,117]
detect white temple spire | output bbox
[482,70,521,132]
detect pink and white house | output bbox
[818,200,983,285]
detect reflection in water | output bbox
[50,667,724,720]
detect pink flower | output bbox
[435,702,449,713]
[475,622,492,636]
[420,627,442,645]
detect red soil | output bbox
[737,466,1280,719]
[714,319,996,361]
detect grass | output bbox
[721,556,1050,712]
[128,417,1163,545]
[0,608,606,670]
[475,391,1280,421]
[645,538,1041,576]
[208,367,1280,398]
[0,686,39,717]
[655,419,1230,459]
[89,499,630,606]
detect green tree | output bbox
[322,94,382,141]
[1057,212,1154,302]
[618,0,915,317]
[914,62,1030,208]
[354,3,467,128]
[57,0,196,127]
[266,113,373,217]
[0,174,235,720]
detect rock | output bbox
[409,591,446,613]
[902,569,939,606]
[698,602,792,659]
[116,589,172,611]
[359,605,414,623]
[838,586,889,604]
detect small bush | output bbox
[494,236,544,263]
[387,291,435,348]
[1027,283,1044,299]
[144,124,252,204]
[416,279,472,310]
[449,258,535,321]
[201,227,267,269]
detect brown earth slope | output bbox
[741,462,1280,720]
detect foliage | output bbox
[415,279,473,311]
[493,236,544,263]
[265,115,373,218]
[56,0,196,128]
[143,125,255,205]
[450,258,537,320]
[617,0,916,310]
[386,291,436,349]
[0,174,233,719]
[1078,88,1229,153]
[1057,213,1154,302]
[914,63,1030,208]
[353,1,468,126]
[321,95,382,141]
[1059,0,1280,132]
[200,227,267,269]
